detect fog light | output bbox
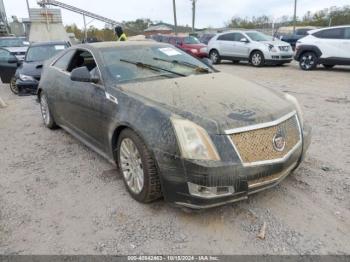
[188,182,235,199]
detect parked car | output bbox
[37,41,311,209]
[0,36,29,60]
[207,30,293,67]
[0,47,18,84]
[294,25,350,70]
[199,33,216,45]
[159,35,207,58]
[275,27,317,49]
[9,41,70,94]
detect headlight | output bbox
[191,49,199,54]
[19,74,35,81]
[171,118,220,161]
[200,47,207,53]
[284,93,304,127]
[266,44,277,52]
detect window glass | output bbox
[313,28,345,39]
[183,36,200,44]
[344,27,350,39]
[217,33,235,41]
[0,37,26,47]
[53,50,75,71]
[100,44,213,83]
[234,33,245,41]
[0,49,12,61]
[246,32,272,41]
[25,44,68,62]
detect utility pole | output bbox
[25,0,30,18]
[83,14,87,42]
[191,0,197,34]
[293,0,297,34]
[172,0,178,35]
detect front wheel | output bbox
[40,92,57,129]
[117,129,162,203]
[209,50,221,64]
[299,52,318,70]
[250,51,265,67]
[9,76,19,95]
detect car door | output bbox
[231,33,250,58]
[216,33,235,57]
[313,28,346,58]
[341,27,350,59]
[0,48,17,83]
[58,49,112,151]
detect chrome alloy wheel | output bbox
[10,76,19,94]
[40,95,51,126]
[251,53,262,66]
[300,54,315,70]
[210,51,219,63]
[120,138,144,194]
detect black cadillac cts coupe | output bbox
[37,41,311,209]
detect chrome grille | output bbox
[279,46,290,52]
[229,114,301,165]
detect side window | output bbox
[217,33,235,41]
[67,50,99,76]
[0,49,12,62]
[345,28,350,39]
[53,50,75,71]
[234,33,245,41]
[313,28,345,39]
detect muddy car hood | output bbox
[121,72,295,134]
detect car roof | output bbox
[309,25,350,34]
[78,41,171,49]
[218,30,259,35]
[30,41,68,47]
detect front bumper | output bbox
[265,51,294,64]
[16,79,39,95]
[156,124,311,209]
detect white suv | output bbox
[207,30,293,67]
[295,25,350,70]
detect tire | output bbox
[232,60,240,64]
[117,129,162,203]
[9,76,19,95]
[299,52,318,71]
[250,51,265,67]
[209,50,221,64]
[39,92,57,129]
[323,64,335,69]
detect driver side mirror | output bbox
[71,66,99,84]
[240,38,249,43]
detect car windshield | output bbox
[100,44,213,84]
[183,36,200,44]
[25,44,67,62]
[246,32,272,41]
[0,37,26,47]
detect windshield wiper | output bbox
[120,59,186,77]
[153,57,210,73]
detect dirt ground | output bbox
[0,61,349,255]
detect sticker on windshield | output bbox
[54,45,66,50]
[159,47,181,56]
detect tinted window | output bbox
[344,27,350,39]
[53,50,75,71]
[313,28,345,39]
[67,50,97,72]
[233,33,245,41]
[217,33,235,41]
[246,32,272,41]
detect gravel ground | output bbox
[0,61,349,255]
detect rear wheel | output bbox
[9,76,19,95]
[250,51,265,67]
[117,129,162,203]
[209,50,221,64]
[40,92,57,129]
[299,52,318,70]
[323,64,335,69]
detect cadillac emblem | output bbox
[273,132,286,152]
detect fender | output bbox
[294,45,322,61]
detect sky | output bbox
[2,0,350,28]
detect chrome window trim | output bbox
[226,111,302,167]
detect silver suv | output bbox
[207,30,293,67]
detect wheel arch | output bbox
[249,49,264,60]
[295,45,322,61]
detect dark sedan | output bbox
[10,41,69,95]
[37,41,311,209]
